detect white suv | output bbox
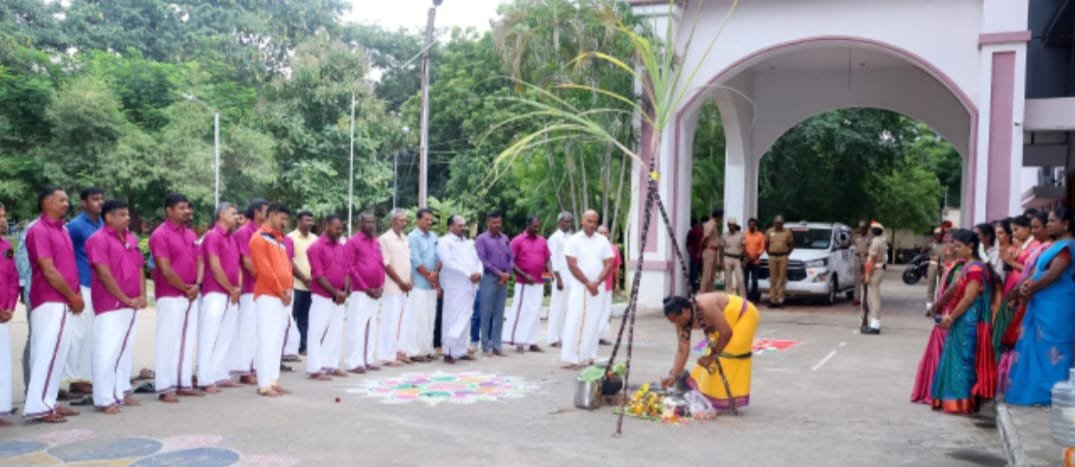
[758,222,856,305]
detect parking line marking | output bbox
[838,341,847,348]
[812,350,838,371]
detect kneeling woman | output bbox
[661,293,759,411]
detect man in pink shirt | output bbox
[597,225,622,344]
[0,201,18,426]
[86,200,146,414]
[506,216,551,353]
[24,186,84,422]
[149,193,202,403]
[344,213,385,373]
[230,199,268,384]
[197,203,242,393]
[306,214,349,380]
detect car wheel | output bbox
[824,275,837,306]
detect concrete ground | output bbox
[1,267,1007,466]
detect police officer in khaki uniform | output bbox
[862,222,888,335]
[764,215,794,308]
[699,209,723,293]
[721,217,746,297]
[851,220,870,305]
[925,227,945,306]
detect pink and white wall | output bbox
[626,0,1034,309]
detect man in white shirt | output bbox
[545,212,573,347]
[560,210,613,369]
[436,215,483,364]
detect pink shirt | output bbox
[308,235,347,298]
[346,232,385,291]
[86,228,144,314]
[149,219,198,299]
[235,222,258,293]
[201,224,240,296]
[0,237,17,310]
[605,244,622,292]
[510,233,550,284]
[26,214,79,309]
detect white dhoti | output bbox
[283,302,299,358]
[0,321,11,416]
[198,293,237,386]
[23,303,73,418]
[254,295,287,389]
[229,293,257,376]
[407,288,436,357]
[92,308,137,408]
[598,288,613,338]
[378,292,407,362]
[560,284,605,365]
[344,292,378,370]
[307,295,344,375]
[155,296,199,394]
[505,283,543,347]
[546,282,568,345]
[62,286,95,383]
[442,280,476,359]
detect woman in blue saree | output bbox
[1006,207,1075,406]
[931,229,998,415]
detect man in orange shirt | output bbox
[743,218,766,303]
[250,203,294,397]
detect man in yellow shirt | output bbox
[287,211,317,355]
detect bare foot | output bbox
[177,389,205,397]
[54,405,79,417]
[257,388,281,397]
[238,375,257,385]
[310,373,332,381]
[218,380,241,388]
[123,395,142,406]
[549,342,561,348]
[349,367,367,375]
[529,345,544,353]
[384,361,402,368]
[561,364,581,370]
[366,365,381,371]
[329,369,348,377]
[38,413,66,423]
[202,386,221,394]
[97,405,121,415]
[272,385,291,395]
[159,393,180,403]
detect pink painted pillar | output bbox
[986,52,1016,221]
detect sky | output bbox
[344,0,506,33]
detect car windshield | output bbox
[790,228,832,250]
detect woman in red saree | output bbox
[911,235,965,404]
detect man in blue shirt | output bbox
[64,187,104,395]
[407,208,440,362]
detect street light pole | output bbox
[418,1,439,208]
[348,92,356,237]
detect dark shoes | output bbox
[860,327,881,335]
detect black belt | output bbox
[767,252,788,257]
[718,351,752,360]
[723,253,742,259]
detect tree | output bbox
[265,30,395,217]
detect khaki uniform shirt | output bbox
[721,231,745,256]
[702,219,720,252]
[868,236,888,266]
[853,232,870,260]
[766,228,793,254]
[928,241,946,264]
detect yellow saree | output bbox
[688,295,759,410]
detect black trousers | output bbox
[292,289,312,353]
[434,294,444,349]
[743,262,761,303]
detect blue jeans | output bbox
[477,273,508,352]
[470,293,481,344]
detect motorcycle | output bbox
[902,253,930,285]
